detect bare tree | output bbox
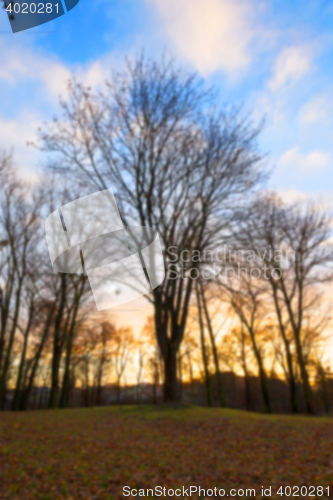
[235,194,333,413]
[39,55,265,402]
[0,157,43,408]
[12,279,38,411]
[112,327,133,403]
[199,280,226,407]
[18,298,56,410]
[58,274,89,408]
[196,281,213,407]
[222,327,255,411]
[94,321,114,406]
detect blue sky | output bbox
[1,0,333,202]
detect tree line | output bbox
[0,55,332,414]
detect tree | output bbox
[12,278,38,411]
[223,326,255,411]
[220,268,272,413]
[142,316,162,404]
[74,325,99,407]
[39,55,265,402]
[58,274,89,408]
[18,298,56,410]
[199,280,226,407]
[235,194,333,413]
[112,327,133,403]
[0,156,43,408]
[93,321,114,406]
[196,281,213,406]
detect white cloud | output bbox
[298,93,331,124]
[0,112,41,181]
[275,188,309,204]
[76,59,111,89]
[145,0,254,76]
[0,43,119,174]
[0,45,112,101]
[275,189,333,215]
[268,46,313,92]
[0,45,70,99]
[279,147,330,173]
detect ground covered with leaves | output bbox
[0,406,333,499]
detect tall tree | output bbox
[199,280,226,407]
[235,194,333,414]
[221,272,272,413]
[196,281,213,407]
[0,157,42,408]
[39,56,265,402]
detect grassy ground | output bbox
[0,406,333,499]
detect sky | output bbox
[0,0,333,200]
[1,0,333,361]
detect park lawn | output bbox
[0,406,333,500]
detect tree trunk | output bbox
[271,285,299,413]
[247,326,272,413]
[48,274,67,409]
[0,279,24,409]
[59,277,85,408]
[200,282,226,407]
[163,345,179,403]
[196,283,213,407]
[177,353,183,400]
[0,271,15,373]
[154,271,195,404]
[12,301,34,411]
[279,278,315,414]
[240,329,253,411]
[19,304,54,410]
[295,333,315,414]
[186,348,195,404]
